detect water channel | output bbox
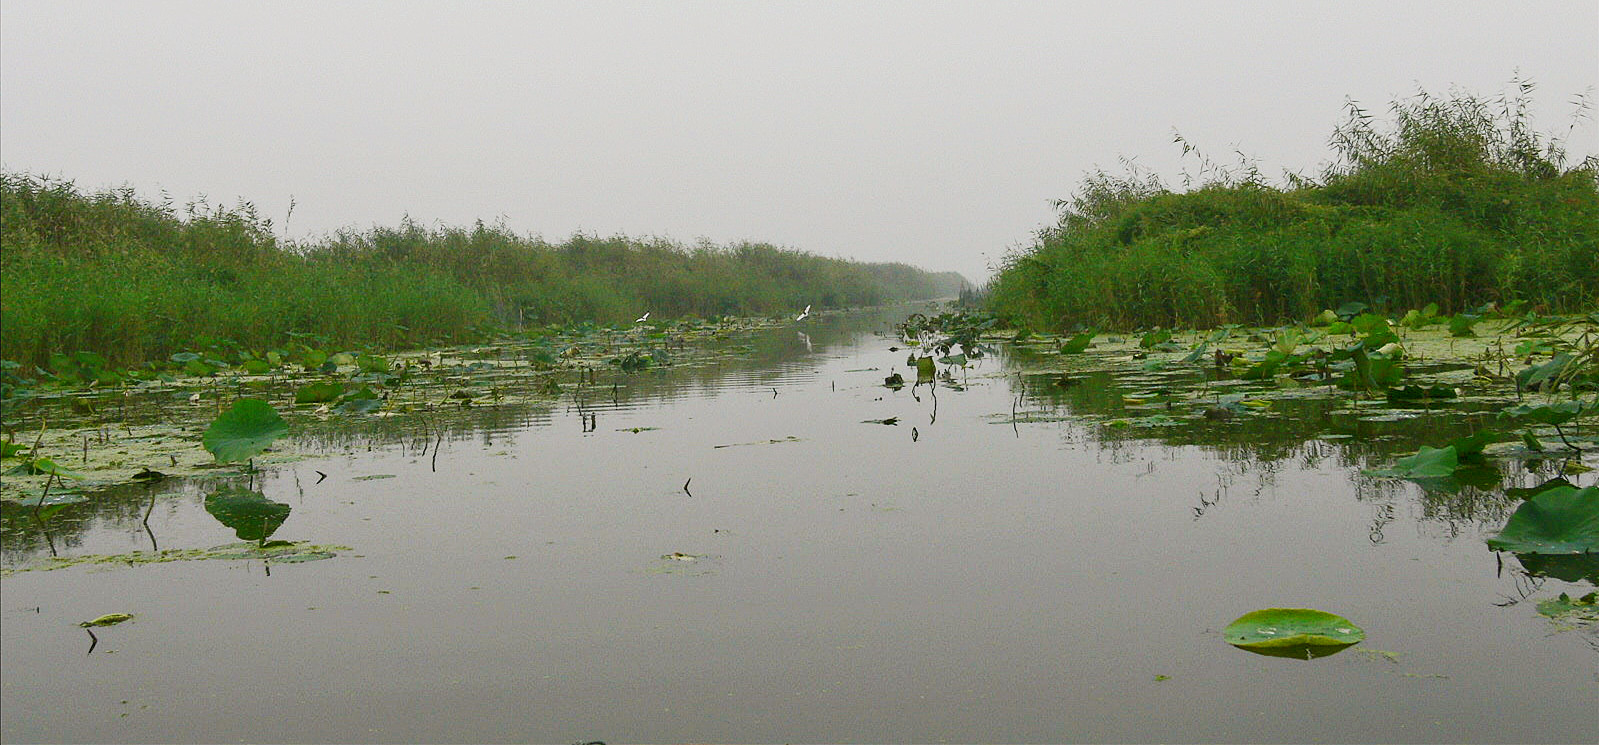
[2,306,1594,743]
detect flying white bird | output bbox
[635,312,649,323]
[796,304,811,321]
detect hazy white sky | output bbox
[3,1,1595,283]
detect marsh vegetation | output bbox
[987,84,1598,329]
[0,172,965,370]
[2,82,1596,744]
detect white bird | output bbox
[635,312,650,323]
[796,304,811,321]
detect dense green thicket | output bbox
[988,86,1599,330]
[0,175,966,368]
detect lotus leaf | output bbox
[1536,592,1599,625]
[1334,302,1367,321]
[7,457,85,479]
[9,491,87,507]
[79,613,133,627]
[1386,385,1458,403]
[294,381,344,404]
[204,487,291,543]
[1225,608,1364,658]
[356,354,389,373]
[1448,314,1479,337]
[1374,445,1458,479]
[1485,485,1598,555]
[1061,331,1096,354]
[1505,477,1575,501]
[1447,431,1494,461]
[1500,401,1590,426]
[203,399,288,464]
[1517,353,1574,391]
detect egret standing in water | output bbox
[796,304,811,321]
[635,312,650,323]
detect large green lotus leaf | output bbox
[1373,445,1458,479]
[203,399,288,463]
[204,487,291,542]
[1486,485,1598,555]
[1224,608,1364,658]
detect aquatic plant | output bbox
[202,399,288,464]
[988,83,1599,331]
[1224,608,1365,659]
[1486,483,1599,556]
[0,171,968,371]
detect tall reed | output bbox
[988,83,1599,330]
[0,174,967,369]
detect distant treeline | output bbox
[0,173,967,368]
[988,85,1599,330]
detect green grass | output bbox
[988,83,1599,330]
[0,175,967,370]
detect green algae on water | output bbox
[2,541,352,576]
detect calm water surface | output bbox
[2,307,1594,743]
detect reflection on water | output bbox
[2,304,1595,744]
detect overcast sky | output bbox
[3,1,1595,283]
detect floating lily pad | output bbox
[1536,592,1599,627]
[203,399,288,464]
[202,541,339,563]
[7,491,88,507]
[79,613,133,627]
[1485,484,1599,555]
[1224,608,1364,658]
[1,541,349,575]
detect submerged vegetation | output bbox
[0,172,966,370]
[988,83,1598,330]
